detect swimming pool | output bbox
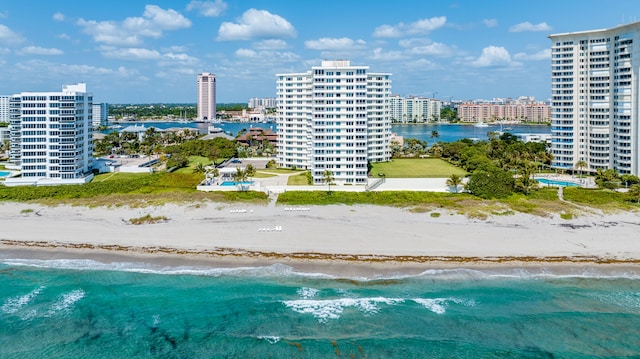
[535,178,581,187]
[0,171,10,177]
[220,181,254,186]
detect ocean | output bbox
[1,257,639,358]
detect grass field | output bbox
[287,172,310,185]
[370,158,467,178]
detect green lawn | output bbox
[287,172,310,185]
[173,156,211,174]
[370,158,467,178]
[262,168,307,175]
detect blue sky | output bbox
[1,1,639,104]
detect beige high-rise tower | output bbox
[197,72,216,121]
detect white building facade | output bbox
[8,83,93,185]
[197,72,216,122]
[92,102,108,128]
[248,97,277,109]
[0,95,9,123]
[276,60,392,185]
[389,96,442,123]
[550,22,640,175]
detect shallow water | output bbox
[1,259,639,358]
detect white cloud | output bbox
[483,19,498,28]
[160,52,200,67]
[78,5,191,46]
[305,37,366,51]
[409,42,454,57]
[398,38,431,48]
[217,9,296,41]
[186,0,227,17]
[471,46,520,67]
[0,47,10,55]
[369,48,405,61]
[509,21,551,32]
[57,33,71,40]
[53,12,65,21]
[513,48,551,61]
[0,24,24,45]
[253,39,288,50]
[15,59,138,77]
[373,16,446,38]
[234,48,300,62]
[235,48,257,58]
[0,11,7,19]
[99,46,162,60]
[18,46,64,55]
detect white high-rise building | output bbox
[549,22,640,175]
[197,72,216,122]
[389,96,442,123]
[276,60,392,185]
[0,95,9,123]
[8,83,94,186]
[92,102,108,128]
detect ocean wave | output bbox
[283,297,404,323]
[45,289,85,317]
[257,336,281,344]
[412,298,476,314]
[592,291,640,312]
[0,259,335,279]
[409,267,640,281]
[297,287,319,299]
[1,286,45,314]
[283,296,475,322]
[2,258,640,282]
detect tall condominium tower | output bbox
[8,83,93,185]
[197,72,216,121]
[276,60,392,185]
[549,22,640,176]
[92,102,108,128]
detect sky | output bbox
[1,1,640,104]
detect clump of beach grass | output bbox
[20,208,34,214]
[560,212,573,220]
[430,212,441,218]
[128,214,168,225]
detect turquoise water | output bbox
[0,171,10,177]
[536,178,581,187]
[1,258,639,358]
[220,181,254,186]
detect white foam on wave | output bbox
[283,297,404,323]
[1,259,336,279]
[297,287,320,299]
[592,291,640,311]
[412,297,476,314]
[257,336,281,344]
[4,258,640,282]
[46,289,85,317]
[1,286,45,314]
[412,267,640,281]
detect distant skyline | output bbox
[1,1,640,103]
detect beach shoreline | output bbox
[1,201,639,277]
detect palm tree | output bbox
[575,160,587,179]
[245,164,256,179]
[446,173,463,193]
[193,162,205,174]
[431,130,439,140]
[322,169,335,193]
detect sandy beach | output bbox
[1,201,639,275]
